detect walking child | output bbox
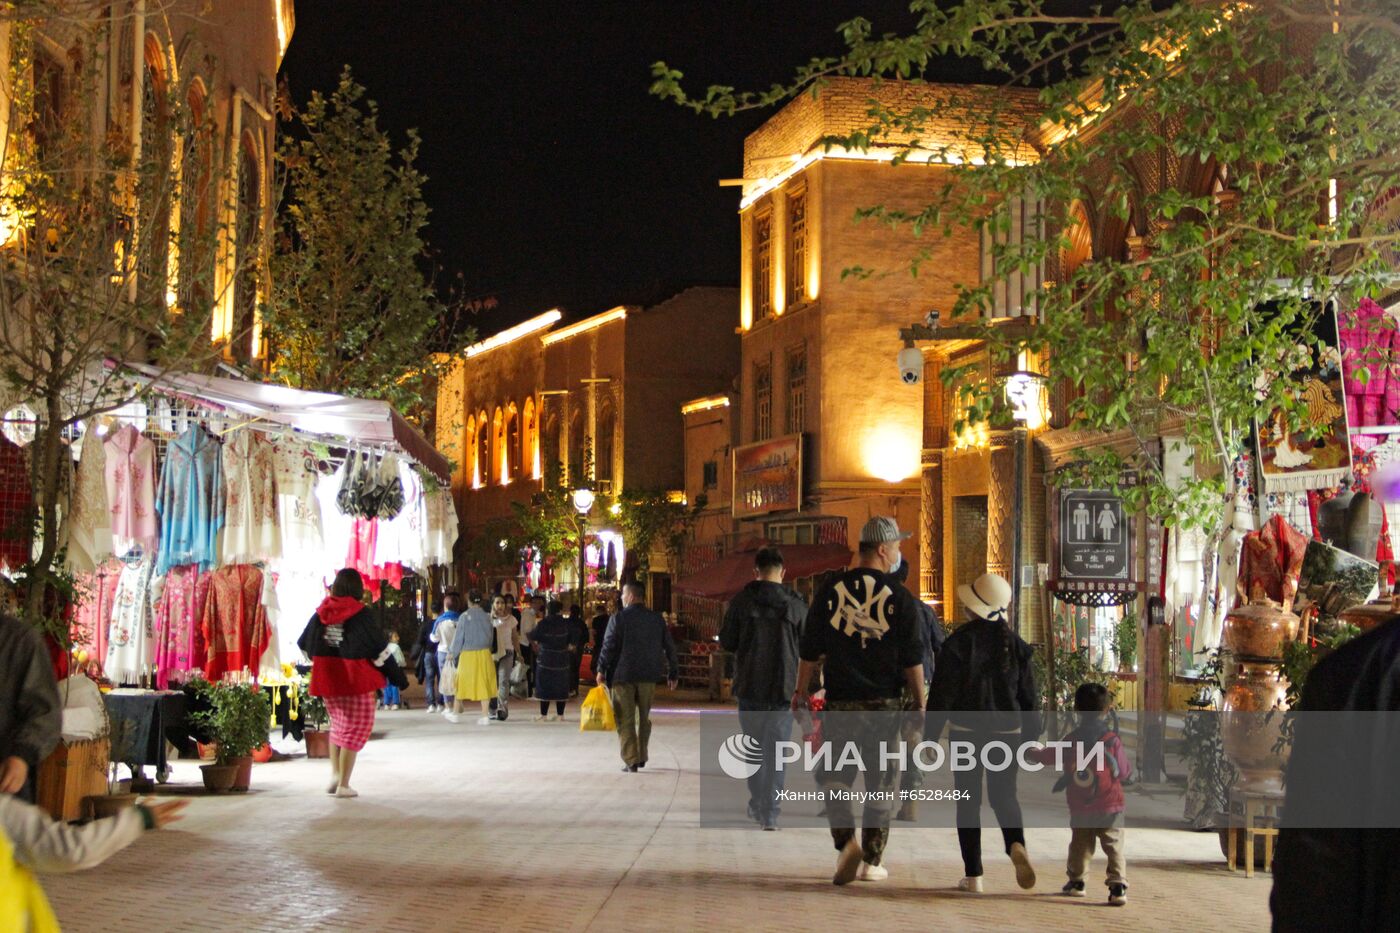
[382,632,407,709]
[1039,682,1132,906]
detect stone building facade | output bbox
[0,1,293,364]
[435,287,740,584]
[728,78,1043,603]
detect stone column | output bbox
[919,449,944,605]
[986,429,1017,585]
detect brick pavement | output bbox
[46,701,1273,932]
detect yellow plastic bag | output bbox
[580,685,615,732]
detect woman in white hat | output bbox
[925,572,1042,894]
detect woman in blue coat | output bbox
[527,599,575,721]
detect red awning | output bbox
[674,542,852,601]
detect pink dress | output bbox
[103,424,158,554]
[71,559,123,675]
[153,564,212,688]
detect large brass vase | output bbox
[1220,661,1290,794]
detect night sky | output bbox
[281,0,925,339]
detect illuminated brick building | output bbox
[435,287,739,591]
[0,1,294,364]
[724,78,1043,603]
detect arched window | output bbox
[476,410,490,485]
[465,414,478,488]
[177,79,213,315]
[522,396,538,479]
[595,399,615,487]
[139,36,173,309]
[233,133,262,363]
[504,403,519,482]
[491,407,505,485]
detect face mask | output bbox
[888,554,903,576]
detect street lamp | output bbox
[999,369,1046,632]
[572,487,595,606]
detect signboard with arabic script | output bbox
[733,435,802,519]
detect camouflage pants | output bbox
[899,685,927,792]
[822,697,904,866]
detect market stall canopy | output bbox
[674,541,852,601]
[109,361,451,482]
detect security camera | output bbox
[898,345,922,385]
[924,309,941,328]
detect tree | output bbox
[0,16,232,637]
[263,68,471,419]
[653,0,1400,628]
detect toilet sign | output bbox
[1052,488,1136,593]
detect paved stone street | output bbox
[48,699,1272,932]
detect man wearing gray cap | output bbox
[793,516,925,885]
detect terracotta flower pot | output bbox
[200,762,238,794]
[1222,601,1300,660]
[1221,662,1290,794]
[229,755,254,792]
[85,792,136,820]
[304,730,331,759]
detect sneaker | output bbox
[334,786,358,798]
[856,861,888,882]
[443,711,461,723]
[476,717,494,725]
[833,837,863,886]
[1009,842,1037,889]
[1108,883,1127,906]
[533,714,547,722]
[761,814,778,831]
[957,876,983,894]
[426,704,438,714]
[1061,880,1086,898]
[496,708,509,722]
[326,780,339,795]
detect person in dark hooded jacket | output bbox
[297,569,389,799]
[719,547,807,830]
[925,572,1041,895]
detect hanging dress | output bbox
[152,564,212,688]
[0,436,33,572]
[155,424,224,574]
[273,439,323,556]
[104,424,158,557]
[201,563,271,682]
[68,430,113,573]
[105,556,157,685]
[222,430,280,564]
[72,558,123,676]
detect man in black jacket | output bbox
[0,615,61,802]
[596,582,678,772]
[1271,617,1400,931]
[794,516,925,885]
[719,547,807,830]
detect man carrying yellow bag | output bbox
[579,685,615,732]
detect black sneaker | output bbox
[1061,880,1086,898]
[496,707,509,721]
[1108,883,1127,906]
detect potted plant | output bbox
[1114,611,1138,673]
[298,679,331,759]
[189,681,271,793]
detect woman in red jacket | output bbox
[297,569,389,798]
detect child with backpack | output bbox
[1035,682,1132,906]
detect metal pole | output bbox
[1011,425,1027,633]
[578,517,587,609]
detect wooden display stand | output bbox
[36,738,110,822]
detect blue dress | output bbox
[156,424,224,574]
